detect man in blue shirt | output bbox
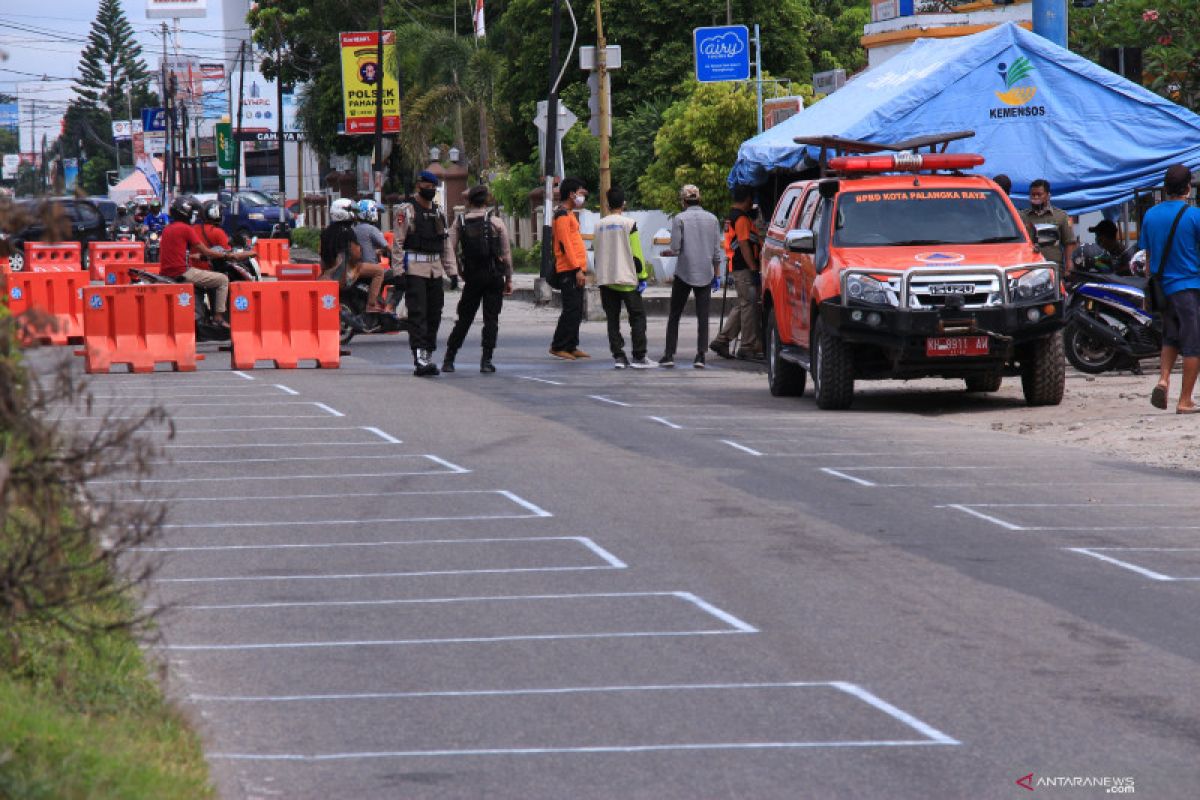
[1139,164,1200,413]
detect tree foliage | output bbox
[1071,0,1200,112]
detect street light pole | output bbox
[373,0,384,203]
[540,0,564,281]
[594,0,610,216]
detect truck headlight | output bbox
[845,274,899,307]
[248,212,266,220]
[1009,268,1056,301]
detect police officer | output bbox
[1020,178,1076,272]
[392,171,458,376]
[443,184,513,374]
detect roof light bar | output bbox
[828,153,986,173]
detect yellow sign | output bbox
[339,31,401,135]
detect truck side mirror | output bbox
[785,228,816,254]
[1034,223,1060,247]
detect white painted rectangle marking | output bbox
[274,384,300,395]
[944,504,1200,532]
[820,468,877,487]
[232,371,256,381]
[588,394,631,407]
[721,440,763,456]
[1066,548,1200,582]
[92,455,467,485]
[159,591,756,651]
[196,682,956,761]
[647,416,683,430]
[312,402,345,418]
[518,375,565,386]
[362,427,402,444]
[144,536,626,584]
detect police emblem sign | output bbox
[339,31,401,135]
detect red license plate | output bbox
[926,336,990,357]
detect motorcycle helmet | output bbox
[169,195,197,223]
[150,199,162,212]
[202,200,222,223]
[115,204,128,216]
[1071,242,1109,274]
[329,197,355,223]
[355,199,379,224]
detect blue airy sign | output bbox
[693,25,750,83]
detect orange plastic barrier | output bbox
[0,255,9,271]
[89,241,145,282]
[254,238,290,278]
[27,242,84,271]
[7,270,87,345]
[229,281,340,369]
[276,263,321,281]
[80,284,197,373]
[101,261,158,286]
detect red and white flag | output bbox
[473,0,485,39]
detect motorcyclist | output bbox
[352,199,391,312]
[159,195,233,326]
[1072,221,1137,276]
[144,199,169,233]
[110,204,136,239]
[319,198,358,275]
[194,200,255,272]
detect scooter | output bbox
[1062,255,1161,374]
[338,268,409,345]
[142,229,161,263]
[128,250,255,343]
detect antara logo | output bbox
[1017,772,1035,791]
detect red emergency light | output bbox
[829,153,985,173]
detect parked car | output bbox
[217,189,295,244]
[0,197,110,270]
[89,196,119,229]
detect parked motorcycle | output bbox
[339,269,409,345]
[1062,254,1160,374]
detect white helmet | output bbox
[330,198,355,223]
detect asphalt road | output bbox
[55,307,1200,799]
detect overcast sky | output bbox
[1,0,246,152]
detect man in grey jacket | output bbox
[660,184,724,368]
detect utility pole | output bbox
[372,0,384,203]
[234,41,247,193]
[594,0,610,215]
[276,48,285,197]
[539,0,564,279]
[161,22,172,201]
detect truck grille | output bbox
[907,273,1001,309]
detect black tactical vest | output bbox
[405,203,446,254]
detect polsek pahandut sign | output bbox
[339,31,401,135]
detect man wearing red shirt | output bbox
[159,196,232,325]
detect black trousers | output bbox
[600,286,647,359]
[446,273,505,353]
[551,270,584,352]
[663,279,711,358]
[405,274,445,353]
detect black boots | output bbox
[480,348,495,373]
[441,348,457,373]
[413,349,439,377]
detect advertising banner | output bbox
[162,57,204,111]
[693,25,750,83]
[339,31,400,135]
[2,154,19,180]
[62,158,79,191]
[200,62,227,120]
[0,103,18,131]
[215,122,236,174]
[235,68,278,133]
[146,0,207,20]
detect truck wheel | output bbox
[964,373,1003,392]
[765,308,806,397]
[1063,321,1119,374]
[1020,331,1066,406]
[812,317,854,410]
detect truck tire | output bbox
[765,307,806,397]
[1020,331,1066,406]
[964,373,1003,392]
[812,317,854,410]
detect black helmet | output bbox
[116,204,128,215]
[169,195,197,222]
[202,199,222,223]
[150,199,162,211]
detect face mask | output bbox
[418,187,437,201]
[1030,200,1046,211]
[574,195,586,208]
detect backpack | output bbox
[458,211,502,276]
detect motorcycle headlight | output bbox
[1009,267,1057,302]
[845,273,899,307]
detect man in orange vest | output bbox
[549,177,591,360]
[710,185,762,360]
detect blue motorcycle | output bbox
[1062,252,1160,374]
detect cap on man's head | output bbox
[467,184,490,204]
[679,184,701,202]
[417,170,440,186]
[1165,163,1192,194]
[1088,219,1118,237]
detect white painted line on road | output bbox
[86,392,278,400]
[313,402,345,417]
[721,440,763,456]
[160,489,553,528]
[363,427,402,444]
[232,371,256,381]
[273,384,300,395]
[820,468,876,487]
[674,591,758,633]
[830,682,961,746]
[942,505,1025,531]
[163,441,401,449]
[422,455,471,474]
[61,413,335,422]
[175,589,683,611]
[96,468,464,486]
[139,535,612,555]
[156,565,621,584]
[518,375,565,386]
[155,453,416,466]
[1066,547,1200,582]
[576,538,628,569]
[647,416,683,430]
[588,394,631,407]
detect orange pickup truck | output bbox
[760,135,1065,410]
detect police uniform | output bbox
[391,193,458,373]
[1020,204,1075,270]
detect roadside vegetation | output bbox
[0,215,213,798]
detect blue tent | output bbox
[729,23,1200,214]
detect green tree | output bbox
[638,79,805,211]
[63,0,156,164]
[1071,0,1200,112]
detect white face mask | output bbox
[574,195,586,208]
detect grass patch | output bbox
[0,603,214,799]
[290,226,320,253]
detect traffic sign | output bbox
[693,25,750,83]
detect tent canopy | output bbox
[729,23,1200,214]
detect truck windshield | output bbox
[833,189,1025,247]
